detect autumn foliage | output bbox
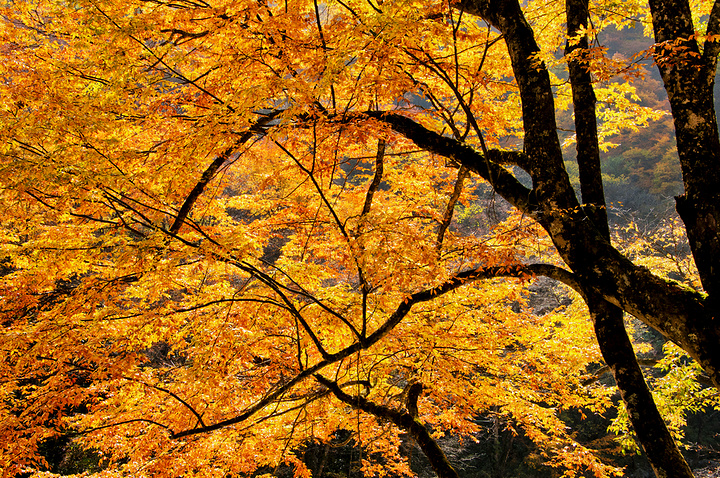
[1,0,719,477]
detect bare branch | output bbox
[437,165,470,251]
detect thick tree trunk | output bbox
[590,297,694,478]
[448,0,720,390]
[565,2,693,475]
[648,0,720,307]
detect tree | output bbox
[0,0,718,477]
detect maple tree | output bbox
[1,0,719,477]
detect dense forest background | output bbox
[578,24,719,221]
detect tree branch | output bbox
[314,374,459,478]
[361,111,535,215]
[170,262,570,439]
[360,139,385,220]
[565,0,608,236]
[132,379,206,428]
[169,110,282,234]
[437,165,470,251]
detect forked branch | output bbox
[169,262,578,439]
[314,374,459,478]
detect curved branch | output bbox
[170,262,565,439]
[357,138,387,337]
[253,260,363,340]
[133,379,206,428]
[360,139,385,220]
[524,263,582,295]
[405,380,424,418]
[238,262,332,360]
[169,110,282,234]
[314,374,459,478]
[437,165,470,251]
[77,418,171,436]
[361,111,535,215]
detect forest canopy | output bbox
[1,0,720,477]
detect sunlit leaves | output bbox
[0,0,702,476]
[609,342,719,454]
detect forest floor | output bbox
[693,462,720,478]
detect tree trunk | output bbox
[447,0,720,389]
[591,297,694,478]
[648,0,720,307]
[565,2,693,475]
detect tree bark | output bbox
[590,297,694,478]
[648,0,720,308]
[565,0,607,235]
[314,375,459,478]
[437,0,720,389]
[565,1,693,475]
